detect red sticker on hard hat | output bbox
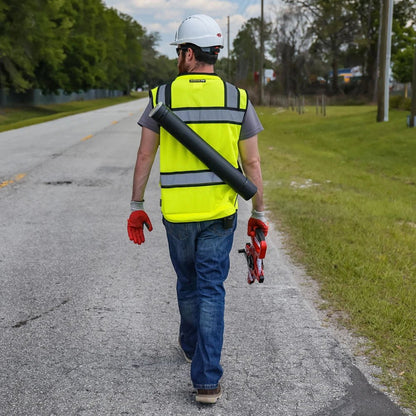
[217,33,222,38]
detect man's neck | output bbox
[189,62,215,73]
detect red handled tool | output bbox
[239,228,267,284]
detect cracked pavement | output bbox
[0,99,410,415]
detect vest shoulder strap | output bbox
[224,81,240,109]
[154,82,172,108]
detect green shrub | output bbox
[390,95,412,111]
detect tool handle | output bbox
[253,229,267,259]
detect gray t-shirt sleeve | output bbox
[137,98,263,139]
[239,100,264,140]
[138,100,160,133]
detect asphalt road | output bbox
[0,99,410,415]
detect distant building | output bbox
[264,69,276,85]
[329,66,362,83]
[254,69,276,85]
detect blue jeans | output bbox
[163,214,237,389]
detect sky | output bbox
[103,0,282,59]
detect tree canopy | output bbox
[2,0,415,99]
[0,0,176,94]
[229,0,416,98]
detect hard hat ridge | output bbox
[171,14,224,49]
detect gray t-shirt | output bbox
[138,98,263,140]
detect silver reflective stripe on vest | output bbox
[174,108,245,124]
[160,170,225,188]
[225,82,239,108]
[157,84,166,104]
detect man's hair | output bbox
[184,43,220,65]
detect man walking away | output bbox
[127,14,268,404]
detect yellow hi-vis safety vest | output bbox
[151,73,248,223]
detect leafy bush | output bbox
[390,95,412,111]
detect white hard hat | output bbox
[171,14,224,48]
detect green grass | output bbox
[0,91,148,132]
[258,105,416,412]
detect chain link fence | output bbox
[0,89,124,107]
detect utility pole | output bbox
[373,0,383,103]
[227,16,230,81]
[376,0,393,122]
[411,43,416,127]
[259,0,264,106]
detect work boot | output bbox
[195,385,222,404]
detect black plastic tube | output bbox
[149,102,257,201]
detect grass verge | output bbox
[258,105,416,412]
[0,91,148,132]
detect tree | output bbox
[392,12,416,85]
[133,30,177,89]
[348,0,416,98]
[215,56,234,83]
[146,55,177,88]
[232,18,272,87]
[0,0,174,95]
[281,0,416,98]
[411,44,416,127]
[345,0,381,97]
[284,0,358,94]
[392,1,416,126]
[393,47,415,85]
[119,13,145,92]
[0,0,70,92]
[270,5,312,95]
[60,0,109,92]
[233,18,260,84]
[31,0,73,92]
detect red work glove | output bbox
[127,210,153,245]
[248,210,269,237]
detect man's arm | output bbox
[239,135,264,212]
[239,135,268,237]
[131,127,160,201]
[127,127,159,245]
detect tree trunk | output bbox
[411,44,416,127]
[331,58,339,94]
